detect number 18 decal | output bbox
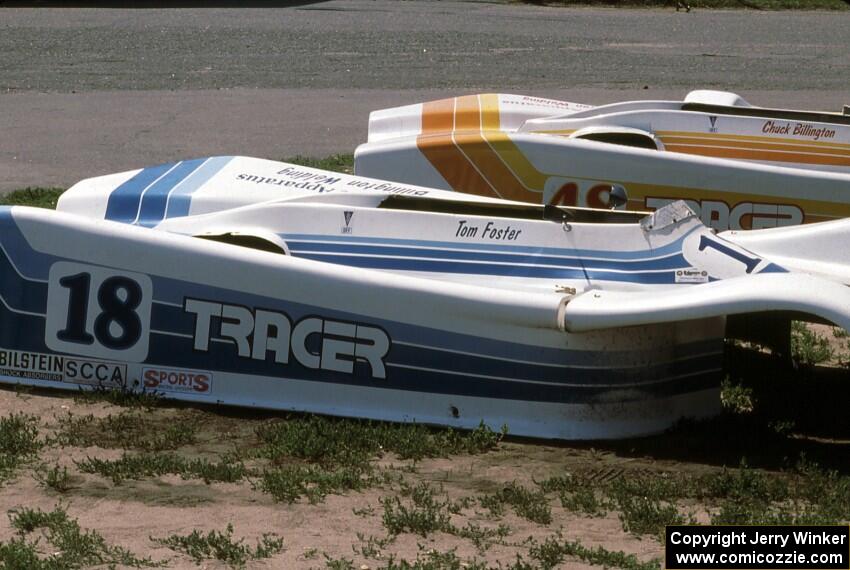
[45,262,153,362]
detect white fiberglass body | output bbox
[1,156,848,439]
[355,90,850,230]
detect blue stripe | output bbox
[280,228,698,260]
[0,212,722,404]
[164,156,235,220]
[104,162,177,223]
[0,208,56,281]
[293,252,682,283]
[137,159,207,227]
[287,241,688,271]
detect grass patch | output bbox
[381,482,454,536]
[152,524,282,569]
[72,386,164,409]
[381,548,488,570]
[518,533,661,570]
[257,463,375,504]
[479,482,552,524]
[0,187,64,209]
[283,154,354,174]
[1,504,158,568]
[0,413,42,483]
[380,482,510,551]
[52,411,198,452]
[254,416,503,503]
[791,321,834,366]
[33,464,73,494]
[75,452,250,485]
[516,0,849,9]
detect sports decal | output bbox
[143,366,212,395]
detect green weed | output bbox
[519,0,849,9]
[257,463,373,504]
[381,483,454,536]
[791,322,833,366]
[152,523,283,569]
[0,187,64,209]
[720,376,755,413]
[353,532,391,559]
[75,452,249,484]
[2,505,158,568]
[382,548,488,570]
[521,533,661,570]
[72,386,163,409]
[53,411,198,452]
[480,482,552,524]
[254,416,502,503]
[285,154,354,174]
[33,464,72,493]
[537,474,607,516]
[608,477,686,537]
[0,413,42,483]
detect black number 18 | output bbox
[57,272,143,350]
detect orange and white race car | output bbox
[355,90,850,231]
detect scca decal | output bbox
[182,298,391,380]
[64,359,127,387]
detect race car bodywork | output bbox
[2,156,848,439]
[354,91,850,230]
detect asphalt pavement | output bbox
[2,1,848,191]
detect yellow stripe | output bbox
[662,144,850,167]
[656,130,850,151]
[479,94,548,192]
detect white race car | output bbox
[1,157,848,439]
[355,90,850,230]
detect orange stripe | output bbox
[416,99,495,197]
[420,97,455,134]
[660,136,850,157]
[449,96,533,200]
[664,144,850,167]
[656,130,850,150]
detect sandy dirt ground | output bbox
[0,387,676,569]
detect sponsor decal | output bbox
[645,197,803,231]
[0,348,126,387]
[674,268,709,284]
[455,220,522,241]
[63,357,127,387]
[143,366,212,394]
[343,179,429,196]
[0,349,64,382]
[342,210,354,234]
[183,298,391,379]
[237,170,341,193]
[762,120,836,141]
